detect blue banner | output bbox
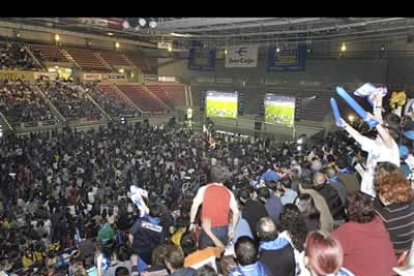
[188,48,216,71]
[268,45,307,72]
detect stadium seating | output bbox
[300,92,332,121]
[0,43,41,70]
[145,83,185,109]
[65,48,111,72]
[116,84,166,114]
[92,83,139,117]
[0,80,53,124]
[29,44,68,62]
[40,81,102,121]
[123,53,151,73]
[97,51,131,68]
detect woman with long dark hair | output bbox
[278,204,310,276]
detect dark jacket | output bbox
[130,215,165,255]
[258,237,296,276]
[242,199,268,239]
[314,183,345,221]
[336,170,360,194]
[264,194,283,223]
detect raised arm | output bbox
[340,119,374,147]
[371,91,384,124]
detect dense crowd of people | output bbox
[0,74,413,276]
[0,101,413,276]
[84,83,140,119]
[0,79,142,124]
[0,79,53,123]
[0,43,40,71]
[38,80,102,121]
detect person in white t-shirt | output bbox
[337,91,400,197]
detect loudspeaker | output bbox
[254,122,262,130]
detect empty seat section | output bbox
[116,84,166,114]
[65,48,110,72]
[29,44,68,62]
[124,54,151,73]
[98,51,130,67]
[97,83,127,103]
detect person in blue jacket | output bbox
[230,236,272,276]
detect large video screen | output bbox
[205,91,238,119]
[264,94,295,127]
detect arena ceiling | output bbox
[4,17,414,48]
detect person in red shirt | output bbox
[332,192,397,276]
[189,164,239,249]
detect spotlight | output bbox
[107,32,114,36]
[224,49,228,55]
[276,47,280,53]
[149,19,157,29]
[118,68,124,74]
[120,117,127,124]
[55,34,60,42]
[341,43,347,52]
[139,18,147,27]
[122,20,131,29]
[115,42,120,49]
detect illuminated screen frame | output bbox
[205,90,239,119]
[264,93,296,127]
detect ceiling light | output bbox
[115,42,120,49]
[307,49,311,53]
[149,19,157,29]
[122,20,130,29]
[381,45,385,51]
[276,47,280,53]
[224,49,228,55]
[107,32,114,36]
[167,45,173,52]
[139,18,147,27]
[341,43,347,52]
[55,34,60,42]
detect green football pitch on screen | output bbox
[205,91,238,119]
[264,94,295,127]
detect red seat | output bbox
[116,84,166,114]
